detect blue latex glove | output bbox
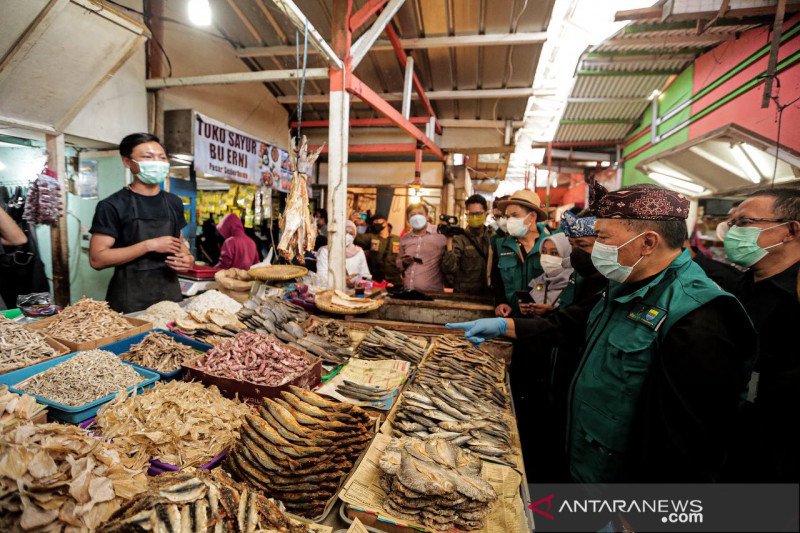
[445,318,508,345]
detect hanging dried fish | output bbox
[96,381,249,469]
[15,349,144,407]
[0,423,148,532]
[0,317,58,373]
[121,332,200,372]
[277,136,323,263]
[40,297,131,343]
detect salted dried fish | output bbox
[96,381,249,469]
[15,349,143,407]
[99,468,312,533]
[354,327,427,365]
[40,297,131,343]
[0,423,147,532]
[378,437,497,531]
[193,331,314,386]
[225,386,373,519]
[121,332,200,372]
[277,136,322,263]
[0,317,58,373]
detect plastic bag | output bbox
[16,292,59,317]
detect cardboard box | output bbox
[0,336,71,375]
[24,316,153,352]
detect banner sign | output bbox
[193,112,293,192]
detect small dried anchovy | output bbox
[0,317,57,373]
[16,349,143,407]
[122,332,199,372]
[41,297,131,343]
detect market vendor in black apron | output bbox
[88,133,193,313]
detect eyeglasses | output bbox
[726,217,793,228]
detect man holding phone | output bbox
[396,203,447,291]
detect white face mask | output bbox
[409,214,428,230]
[540,254,564,276]
[506,214,530,238]
[497,216,508,232]
[345,234,355,247]
[590,232,646,283]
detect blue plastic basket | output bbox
[100,329,212,381]
[1,352,159,424]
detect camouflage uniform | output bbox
[441,228,492,293]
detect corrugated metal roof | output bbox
[553,16,762,143]
[212,0,554,123]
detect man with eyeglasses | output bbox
[89,133,194,313]
[722,188,800,483]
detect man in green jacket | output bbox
[442,194,492,294]
[567,183,756,482]
[355,214,402,285]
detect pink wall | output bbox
[690,14,800,152]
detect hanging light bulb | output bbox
[188,0,212,26]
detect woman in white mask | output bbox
[521,233,574,316]
[315,220,371,287]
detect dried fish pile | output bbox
[354,327,427,365]
[137,300,186,330]
[225,385,374,519]
[96,381,249,469]
[378,437,497,531]
[99,468,313,533]
[40,297,131,343]
[0,386,44,432]
[335,380,392,403]
[174,307,249,345]
[0,316,58,373]
[186,289,243,315]
[0,423,147,532]
[15,349,144,407]
[122,331,200,372]
[194,331,314,386]
[239,295,350,365]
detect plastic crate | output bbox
[100,329,212,381]
[1,352,158,424]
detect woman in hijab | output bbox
[315,220,371,287]
[520,232,573,316]
[216,213,259,269]
[197,217,222,265]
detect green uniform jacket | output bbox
[441,229,491,293]
[567,249,756,483]
[492,222,550,313]
[355,233,402,285]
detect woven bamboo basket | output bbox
[314,290,384,315]
[248,265,308,281]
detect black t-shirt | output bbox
[90,189,186,243]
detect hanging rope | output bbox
[294,20,309,143]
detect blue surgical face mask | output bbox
[134,160,170,184]
[724,222,789,267]
[591,231,646,283]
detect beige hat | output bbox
[498,189,546,219]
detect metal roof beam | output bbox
[622,17,767,33]
[349,0,389,31]
[575,69,680,76]
[268,0,343,69]
[587,49,707,57]
[616,3,800,22]
[236,32,548,57]
[560,119,639,125]
[582,54,696,64]
[277,87,535,104]
[567,97,649,103]
[605,34,734,47]
[144,68,329,88]
[351,0,405,68]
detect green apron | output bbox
[566,249,752,483]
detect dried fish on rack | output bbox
[225,385,374,519]
[0,316,58,373]
[15,349,144,407]
[121,331,200,372]
[39,297,131,343]
[0,423,147,532]
[277,136,323,263]
[0,386,44,432]
[354,327,427,365]
[96,381,249,469]
[193,331,314,386]
[378,437,497,531]
[99,468,313,533]
[238,295,351,364]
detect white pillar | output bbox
[327,83,349,290]
[402,56,414,119]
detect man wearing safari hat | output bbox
[491,189,551,317]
